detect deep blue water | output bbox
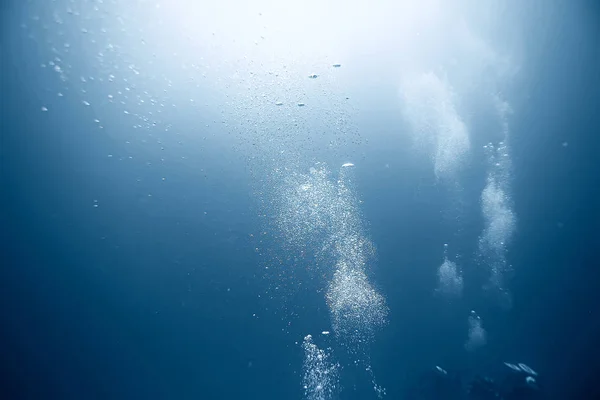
[1,1,599,399]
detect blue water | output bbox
[1,1,599,399]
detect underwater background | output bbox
[1,0,599,399]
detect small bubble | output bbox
[41,106,48,112]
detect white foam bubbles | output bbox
[437,257,463,297]
[325,166,388,348]
[464,310,486,352]
[399,72,470,183]
[478,141,516,300]
[477,94,516,304]
[302,334,340,400]
[326,264,388,346]
[274,163,387,396]
[436,244,463,298]
[275,164,338,252]
[276,163,388,345]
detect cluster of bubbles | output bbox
[24,0,359,177]
[275,163,388,344]
[326,260,389,346]
[274,162,388,397]
[436,244,464,297]
[302,335,340,400]
[464,310,487,352]
[225,60,359,173]
[478,98,516,305]
[398,72,471,183]
[22,3,377,398]
[22,1,528,396]
[399,86,513,354]
[398,63,501,347]
[479,142,515,275]
[274,164,343,253]
[397,21,517,356]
